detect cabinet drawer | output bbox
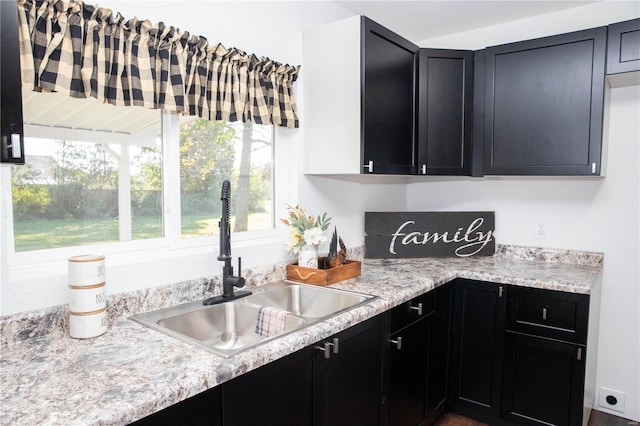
[506,287,589,344]
[390,290,435,333]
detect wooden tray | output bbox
[286,258,361,286]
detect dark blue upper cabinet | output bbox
[361,16,418,175]
[606,18,640,88]
[417,49,474,176]
[482,27,607,176]
[607,18,640,75]
[1,0,25,164]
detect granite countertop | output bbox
[0,246,603,425]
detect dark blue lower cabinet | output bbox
[315,316,385,426]
[387,313,431,425]
[449,279,507,423]
[501,332,586,426]
[449,279,590,426]
[385,282,453,426]
[222,346,315,426]
[223,314,385,426]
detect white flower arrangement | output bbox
[281,204,331,255]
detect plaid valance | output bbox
[16,0,300,128]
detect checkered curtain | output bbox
[16,0,300,128]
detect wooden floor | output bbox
[433,410,637,426]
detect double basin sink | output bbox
[131,281,376,357]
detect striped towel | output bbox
[255,306,290,337]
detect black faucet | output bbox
[203,180,251,305]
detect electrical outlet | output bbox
[534,220,547,239]
[598,387,625,414]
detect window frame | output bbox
[1,110,290,279]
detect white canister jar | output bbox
[68,254,105,287]
[298,244,319,268]
[69,283,106,313]
[69,308,107,339]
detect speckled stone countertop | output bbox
[0,245,602,426]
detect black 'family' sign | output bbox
[364,212,495,258]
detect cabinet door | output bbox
[223,347,315,426]
[607,18,640,75]
[483,27,606,175]
[1,0,25,164]
[425,283,452,425]
[417,49,474,176]
[362,17,418,175]
[388,317,430,426]
[449,279,506,421]
[315,315,384,426]
[502,332,586,426]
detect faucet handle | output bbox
[231,257,245,288]
[228,275,245,288]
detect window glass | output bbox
[179,118,273,237]
[11,90,163,252]
[130,144,163,240]
[11,137,162,252]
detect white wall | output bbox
[1,0,638,421]
[410,4,640,420]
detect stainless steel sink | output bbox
[243,283,373,319]
[131,282,376,358]
[131,300,306,357]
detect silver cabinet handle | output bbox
[390,336,403,350]
[499,286,504,298]
[577,348,583,361]
[363,160,374,173]
[421,164,426,175]
[316,338,339,359]
[10,134,22,158]
[315,342,333,359]
[542,307,548,321]
[410,302,423,316]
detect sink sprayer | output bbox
[203,179,251,305]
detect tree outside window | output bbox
[179,118,273,237]
[11,138,162,251]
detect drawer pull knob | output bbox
[364,160,374,173]
[410,302,423,316]
[390,336,403,350]
[315,342,333,359]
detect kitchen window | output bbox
[11,136,163,252]
[4,91,275,258]
[179,117,274,238]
